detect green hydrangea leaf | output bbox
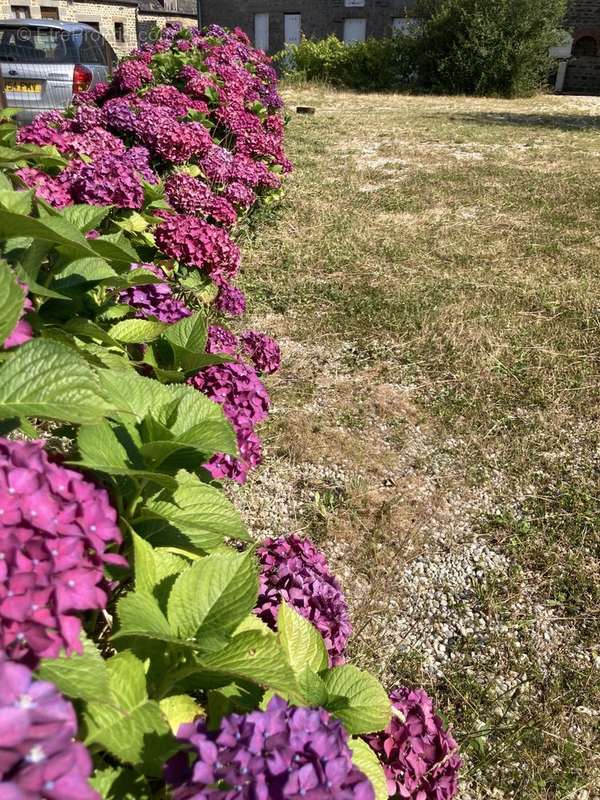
[0,259,25,345]
[324,665,391,734]
[37,637,110,704]
[349,738,389,800]
[167,549,258,649]
[159,694,204,734]
[277,602,329,675]
[0,339,111,423]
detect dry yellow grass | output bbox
[235,88,600,798]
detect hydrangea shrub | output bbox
[0,20,461,800]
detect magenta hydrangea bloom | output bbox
[119,263,191,324]
[256,534,352,667]
[113,58,153,93]
[364,688,462,800]
[155,214,240,279]
[16,167,73,209]
[101,97,138,134]
[69,152,144,209]
[240,330,281,375]
[205,325,238,355]
[166,695,374,800]
[69,103,104,133]
[224,181,257,210]
[189,361,270,428]
[214,283,246,317]
[135,107,212,164]
[205,424,262,484]
[0,439,126,667]
[16,111,70,150]
[0,659,99,800]
[3,283,33,350]
[164,174,237,226]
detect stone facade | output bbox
[199,0,417,54]
[0,0,198,57]
[563,0,600,93]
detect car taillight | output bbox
[72,64,92,94]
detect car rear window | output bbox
[0,26,79,63]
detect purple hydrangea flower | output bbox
[3,282,33,350]
[119,263,191,324]
[113,59,153,93]
[0,439,126,667]
[135,107,212,164]
[240,330,281,375]
[214,283,246,317]
[165,174,237,226]
[16,111,70,150]
[206,325,238,355]
[188,361,270,429]
[69,104,104,133]
[101,97,139,134]
[205,424,262,484]
[155,214,240,280]
[166,695,374,800]
[0,658,99,799]
[224,181,257,210]
[15,167,72,210]
[256,534,352,667]
[69,152,144,209]
[364,688,462,800]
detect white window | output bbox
[164,0,178,10]
[254,13,269,52]
[343,18,366,43]
[345,0,365,6]
[392,17,420,36]
[284,13,301,46]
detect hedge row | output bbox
[0,23,461,800]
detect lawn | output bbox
[233,87,600,799]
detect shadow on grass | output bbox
[448,111,600,131]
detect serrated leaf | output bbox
[114,591,177,642]
[0,206,97,255]
[109,318,167,344]
[37,637,109,703]
[324,665,391,735]
[89,766,151,800]
[159,694,204,734]
[88,231,139,264]
[277,602,329,675]
[349,738,389,800]
[0,189,33,214]
[132,532,158,594]
[199,630,300,700]
[167,550,258,649]
[77,421,142,471]
[141,469,248,551]
[62,204,111,232]
[53,257,118,288]
[0,339,110,423]
[0,260,25,345]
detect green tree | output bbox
[415,0,567,96]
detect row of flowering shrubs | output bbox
[0,22,461,800]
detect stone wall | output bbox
[0,0,197,57]
[200,0,417,53]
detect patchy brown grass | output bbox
[235,88,600,798]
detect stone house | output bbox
[0,0,198,57]
[559,0,600,93]
[199,0,418,54]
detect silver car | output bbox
[0,19,117,124]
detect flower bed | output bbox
[0,22,460,799]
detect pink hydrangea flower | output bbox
[0,658,99,799]
[255,533,352,666]
[205,325,238,355]
[365,688,462,800]
[214,283,246,317]
[165,174,237,226]
[155,214,240,279]
[0,439,126,667]
[113,59,153,93]
[3,283,33,349]
[240,330,281,375]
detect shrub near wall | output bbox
[278,34,415,92]
[0,23,461,800]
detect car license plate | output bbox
[4,81,42,93]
